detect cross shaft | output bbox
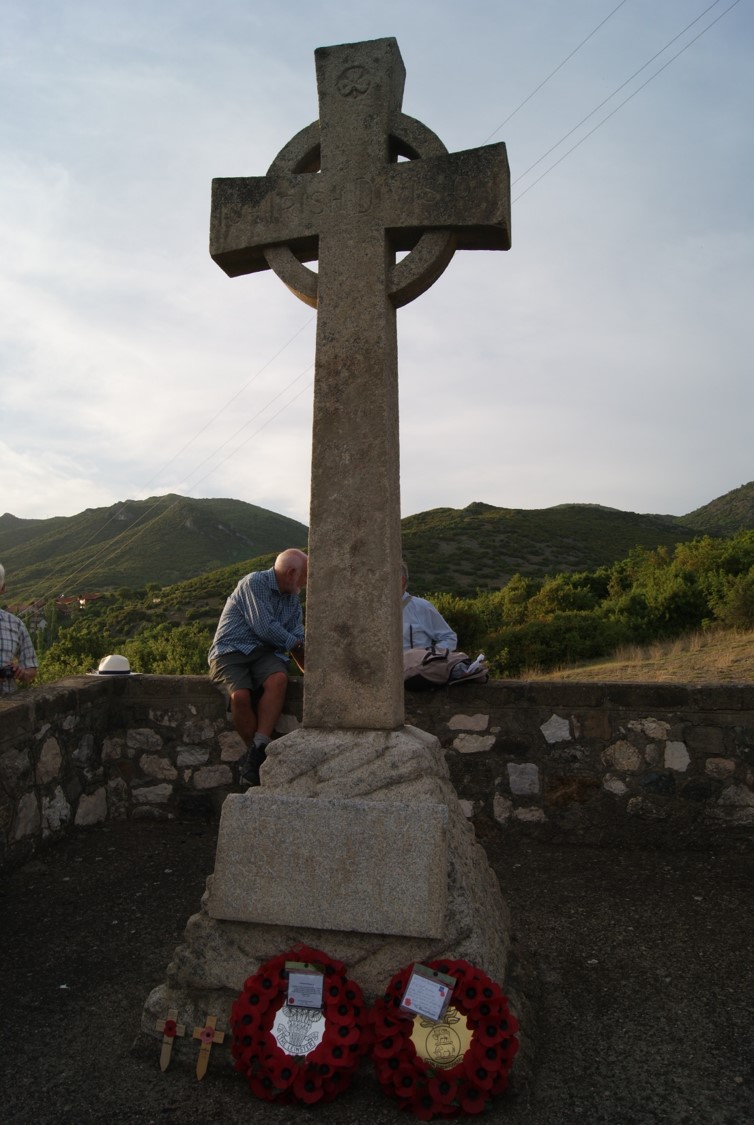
[210,38,510,729]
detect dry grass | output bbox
[526,628,754,683]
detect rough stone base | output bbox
[140,725,512,1060]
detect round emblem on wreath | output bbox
[230,944,370,1104]
[370,959,519,1119]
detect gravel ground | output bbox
[1,819,753,1125]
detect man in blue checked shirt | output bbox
[0,563,38,695]
[208,548,307,786]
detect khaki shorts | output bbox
[209,648,288,696]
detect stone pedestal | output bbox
[141,725,512,1052]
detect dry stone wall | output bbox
[406,680,754,849]
[1,675,752,868]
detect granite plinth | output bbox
[208,793,448,937]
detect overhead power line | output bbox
[179,364,313,489]
[143,314,315,491]
[481,0,630,143]
[513,0,742,202]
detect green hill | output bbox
[401,501,700,595]
[0,495,307,604]
[680,481,754,535]
[5,483,754,608]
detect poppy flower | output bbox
[460,981,481,1006]
[388,973,410,999]
[373,1062,398,1088]
[237,990,269,1016]
[332,1022,360,1047]
[264,1051,297,1089]
[248,1072,278,1101]
[459,1083,488,1114]
[478,981,504,1003]
[477,1042,504,1069]
[325,980,344,1002]
[428,1073,460,1104]
[372,1012,404,1037]
[375,1054,402,1077]
[256,972,280,998]
[260,1039,287,1064]
[466,997,499,1025]
[438,958,463,975]
[473,1020,506,1047]
[235,1007,264,1031]
[233,1030,265,1068]
[329,1001,356,1027]
[373,1032,406,1059]
[292,1069,325,1104]
[391,1065,420,1099]
[411,1090,439,1121]
[318,1040,349,1067]
[498,1034,520,1060]
[463,1054,496,1090]
[321,1070,346,1100]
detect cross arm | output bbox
[383,143,511,252]
[210,175,321,278]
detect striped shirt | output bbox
[0,609,38,695]
[208,567,304,664]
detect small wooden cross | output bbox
[192,1014,225,1079]
[155,1007,186,1072]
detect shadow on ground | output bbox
[1,818,752,1124]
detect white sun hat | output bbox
[96,654,132,675]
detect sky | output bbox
[1,0,753,529]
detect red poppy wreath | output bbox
[370,959,519,1119]
[230,944,370,1104]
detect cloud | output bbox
[0,0,752,529]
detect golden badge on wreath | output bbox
[410,1006,474,1068]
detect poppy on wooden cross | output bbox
[155,1007,186,1072]
[192,1014,226,1079]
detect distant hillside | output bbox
[0,495,307,604]
[401,501,702,595]
[5,483,754,607]
[680,481,754,535]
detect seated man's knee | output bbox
[263,670,288,694]
[231,688,254,711]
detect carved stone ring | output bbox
[262,115,457,309]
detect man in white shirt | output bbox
[401,561,457,651]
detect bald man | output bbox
[208,548,307,786]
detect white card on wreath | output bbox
[400,965,455,1022]
[285,961,324,1010]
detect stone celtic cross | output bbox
[210,37,510,731]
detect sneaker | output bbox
[240,743,267,788]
